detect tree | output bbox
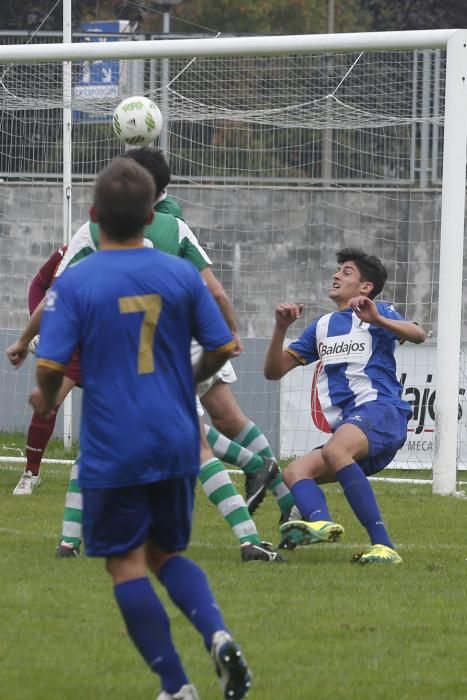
[362,0,467,31]
[171,0,369,36]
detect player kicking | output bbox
[264,247,426,564]
[30,157,252,700]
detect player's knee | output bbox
[210,411,246,438]
[321,442,347,471]
[105,553,146,584]
[151,549,177,578]
[282,465,293,487]
[282,460,303,487]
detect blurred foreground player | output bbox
[30,157,252,699]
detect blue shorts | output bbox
[336,401,409,476]
[82,474,197,558]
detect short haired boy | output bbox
[30,158,251,699]
[264,247,426,564]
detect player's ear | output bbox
[146,210,154,225]
[89,205,98,223]
[361,280,374,296]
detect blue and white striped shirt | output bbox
[287,303,411,429]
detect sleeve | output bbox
[178,220,212,271]
[35,274,82,371]
[54,223,96,279]
[28,247,66,314]
[375,302,407,339]
[286,320,319,365]
[189,268,234,354]
[377,302,406,322]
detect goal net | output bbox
[0,31,465,490]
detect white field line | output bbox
[1,460,466,487]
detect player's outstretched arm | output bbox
[6,300,46,368]
[264,303,303,380]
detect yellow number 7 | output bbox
[118,294,162,374]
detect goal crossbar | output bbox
[0,29,458,63]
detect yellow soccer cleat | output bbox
[352,544,403,565]
[279,519,344,549]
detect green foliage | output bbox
[362,0,467,31]
[3,0,467,35]
[1,439,467,699]
[174,0,368,35]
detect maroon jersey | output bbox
[28,246,68,314]
[28,245,80,385]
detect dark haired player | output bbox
[264,247,426,564]
[30,157,251,700]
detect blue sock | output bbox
[114,577,188,694]
[336,463,393,548]
[290,478,332,522]
[159,555,226,650]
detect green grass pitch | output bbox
[1,437,467,699]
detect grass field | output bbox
[1,436,467,700]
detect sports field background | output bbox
[1,435,466,700]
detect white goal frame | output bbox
[0,28,465,495]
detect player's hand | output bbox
[6,339,29,368]
[28,387,56,419]
[275,303,304,330]
[348,296,380,325]
[231,330,244,357]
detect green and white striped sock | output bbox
[204,425,265,474]
[234,420,294,515]
[59,460,83,549]
[198,457,261,545]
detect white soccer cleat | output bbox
[12,470,41,495]
[28,335,40,354]
[156,685,200,700]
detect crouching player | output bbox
[264,247,426,565]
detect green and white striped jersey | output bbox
[55,203,210,278]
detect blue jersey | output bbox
[287,302,411,429]
[36,248,234,488]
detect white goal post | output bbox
[0,29,465,495]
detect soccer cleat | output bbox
[240,541,287,563]
[351,544,403,565]
[211,630,252,700]
[279,519,344,550]
[245,457,279,515]
[28,334,40,354]
[55,542,81,558]
[278,504,301,527]
[156,684,200,700]
[12,470,41,495]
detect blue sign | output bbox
[74,21,133,122]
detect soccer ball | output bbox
[113,96,163,146]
